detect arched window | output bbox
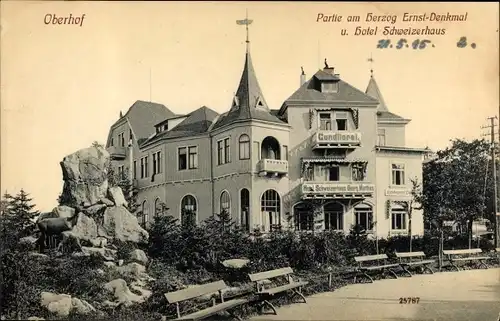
[354,203,373,232]
[261,136,281,160]
[220,191,231,214]
[141,200,149,226]
[239,134,250,160]
[261,190,281,232]
[240,189,250,231]
[324,202,344,231]
[293,202,313,231]
[154,197,163,218]
[180,195,197,226]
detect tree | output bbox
[394,178,423,252]
[422,139,496,246]
[5,189,39,238]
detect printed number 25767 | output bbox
[399,297,420,304]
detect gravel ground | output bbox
[250,268,500,321]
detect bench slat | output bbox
[443,249,482,255]
[362,263,399,271]
[249,267,294,282]
[451,256,489,262]
[354,254,388,262]
[177,298,248,320]
[395,251,426,258]
[402,260,435,266]
[165,281,227,304]
[257,281,308,296]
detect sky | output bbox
[1,1,499,212]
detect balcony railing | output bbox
[258,159,288,176]
[107,146,127,160]
[312,131,362,149]
[301,181,375,199]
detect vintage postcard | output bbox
[1,1,499,321]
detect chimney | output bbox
[300,67,306,87]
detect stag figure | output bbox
[37,215,80,253]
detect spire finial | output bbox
[301,66,305,75]
[324,58,329,69]
[236,10,253,53]
[367,53,374,77]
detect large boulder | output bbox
[71,212,98,243]
[128,249,148,265]
[103,279,145,307]
[108,187,128,207]
[59,146,110,207]
[102,206,148,244]
[40,292,73,317]
[81,246,117,261]
[71,297,96,315]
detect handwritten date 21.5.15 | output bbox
[399,297,420,304]
[377,39,433,49]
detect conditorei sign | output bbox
[314,131,362,144]
[385,188,411,197]
[302,183,375,194]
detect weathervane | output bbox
[236,9,253,51]
[367,53,374,77]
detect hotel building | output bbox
[105,36,428,238]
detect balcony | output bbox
[107,146,126,160]
[301,181,374,199]
[258,159,288,177]
[312,131,362,150]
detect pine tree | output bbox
[9,189,39,237]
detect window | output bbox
[322,82,338,93]
[335,112,348,131]
[188,146,198,169]
[377,129,386,146]
[324,203,343,230]
[111,137,114,147]
[283,145,288,161]
[220,191,231,214]
[354,204,373,231]
[217,138,231,165]
[133,160,137,179]
[181,195,197,226]
[328,166,340,181]
[293,202,313,231]
[178,147,187,170]
[262,190,281,232]
[319,113,332,130]
[239,134,250,160]
[179,146,197,170]
[163,124,168,131]
[129,129,133,141]
[140,158,145,178]
[154,198,163,218]
[153,151,161,174]
[391,207,407,230]
[240,189,250,232]
[144,156,149,177]
[119,132,125,147]
[117,165,125,180]
[391,163,405,185]
[224,138,230,163]
[141,200,149,227]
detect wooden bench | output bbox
[442,248,490,271]
[248,267,308,315]
[395,251,435,277]
[354,254,400,283]
[164,280,248,321]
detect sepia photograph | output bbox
[1,1,499,321]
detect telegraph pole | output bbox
[484,116,499,247]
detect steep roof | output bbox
[365,76,388,111]
[211,49,285,130]
[284,69,379,104]
[364,75,408,123]
[111,100,176,142]
[140,106,219,147]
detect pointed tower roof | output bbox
[365,74,410,123]
[211,16,285,130]
[365,75,388,111]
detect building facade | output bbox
[105,40,427,238]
